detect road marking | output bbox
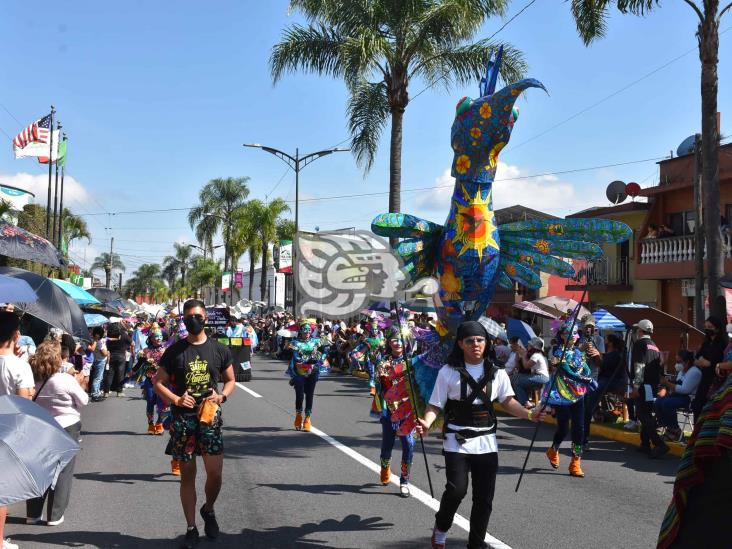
[309,426,511,549]
[236,383,262,398]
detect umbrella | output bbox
[531,296,591,319]
[83,313,109,327]
[365,300,392,313]
[0,395,80,505]
[606,304,705,353]
[0,219,65,268]
[82,304,121,318]
[513,300,557,319]
[404,297,436,313]
[86,287,123,304]
[0,267,89,339]
[592,308,626,331]
[0,274,38,303]
[507,318,536,347]
[51,279,101,305]
[478,316,507,340]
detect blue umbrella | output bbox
[593,308,626,331]
[507,318,536,346]
[0,274,38,303]
[0,395,79,505]
[83,313,109,327]
[51,278,101,305]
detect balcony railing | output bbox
[569,257,630,287]
[640,233,732,264]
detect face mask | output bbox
[704,329,715,338]
[183,315,205,336]
[675,362,684,374]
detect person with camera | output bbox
[154,300,235,549]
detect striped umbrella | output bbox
[478,316,507,340]
[592,308,626,331]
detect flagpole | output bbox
[45,106,55,239]
[57,133,66,250]
[51,121,62,246]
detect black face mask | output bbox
[704,329,716,338]
[184,315,205,336]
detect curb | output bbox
[494,403,685,458]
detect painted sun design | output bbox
[534,239,550,254]
[452,186,498,260]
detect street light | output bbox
[243,143,350,316]
[187,243,223,261]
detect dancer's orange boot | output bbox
[294,412,303,431]
[303,415,312,432]
[171,460,181,476]
[546,447,560,469]
[569,456,584,477]
[147,423,156,435]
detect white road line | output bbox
[309,426,511,549]
[236,383,262,398]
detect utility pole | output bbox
[694,134,705,329]
[107,236,114,289]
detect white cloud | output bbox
[414,162,609,218]
[0,171,92,209]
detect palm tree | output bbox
[161,259,179,289]
[230,202,263,301]
[276,218,296,242]
[61,209,91,247]
[568,0,731,320]
[247,198,291,301]
[188,177,250,274]
[90,252,125,289]
[188,257,223,298]
[162,243,197,288]
[271,0,526,216]
[125,263,162,298]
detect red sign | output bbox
[234,270,243,289]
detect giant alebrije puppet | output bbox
[370,49,632,399]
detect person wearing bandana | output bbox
[155,300,235,549]
[287,321,324,432]
[415,321,544,549]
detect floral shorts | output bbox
[169,408,224,462]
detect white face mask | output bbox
[675,362,684,374]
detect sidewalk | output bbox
[494,402,686,457]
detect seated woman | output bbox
[654,350,701,440]
[512,337,550,407]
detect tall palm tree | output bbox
[125,263,162,298]
[61,209,91,248]
[188,177,250,274]
[568,0,731,320]
[188,257,223,297]
[90,252,125,289]
[162,243,197,288]
[247,198,291,301]
[230,202,263,301]
[271,0,525,216]
[161,259,179,289]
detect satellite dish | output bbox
[606,180,628,204]
[625,182,641,198]
[677,134,696,157]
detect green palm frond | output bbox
[347,80,389,170]
[270,24,346,83]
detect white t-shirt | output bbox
[0,352,34,395]
[33,372,89,428]
[528,352,549,377]
[429,362,514,454]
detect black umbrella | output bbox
[0,219,65,267]
[87,287,123,303]
[0,267,89,339]
[81,304,122,318]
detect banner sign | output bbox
[221,271,231,292]
[278,240,292,273]
[205,306,230,335]
[234,270,243,289]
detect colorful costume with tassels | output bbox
[371,328,415,494]
[131,331,170,433]
[349,325,384,389]
[287,324,326,431]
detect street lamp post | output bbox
[243,143,349,317]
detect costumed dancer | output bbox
[372,326,416,497]
[415,321,544,549]
[350,318,384,395]
[287,322,323,432]
[130,327,168,434]
[544,318,595,478]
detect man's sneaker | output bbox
[199,505,219,539]
[2,538,19,549]
[399,483,410,498]
[180,526,199,549]
[25,516,42,525]
[431,527,447,549]
[91,394,106,402]
[650,443,670,459]
[623,420,638,430]
[47,516,64,526]
[116,392,123,397]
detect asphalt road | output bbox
[7,355,679,548]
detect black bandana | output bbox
[456,321,488,341]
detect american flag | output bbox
[12,114,51,149]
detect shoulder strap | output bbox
[33,377,50,401]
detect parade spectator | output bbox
[504,337,523,377]
[88,327,109,402]
[630,319,668,458]
[493,336,510,366]
[584,334,626,446]
[512,337,550,407]
[104,323,131,397]
[655,350,700,440]
[0,311,34,549]
[644,223,659,239]
[692,316,728,419]
[26,340,88,526]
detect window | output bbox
[667,211,695,236]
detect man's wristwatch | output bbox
[221,394,227,403]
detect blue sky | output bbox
[0,1,729,279]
